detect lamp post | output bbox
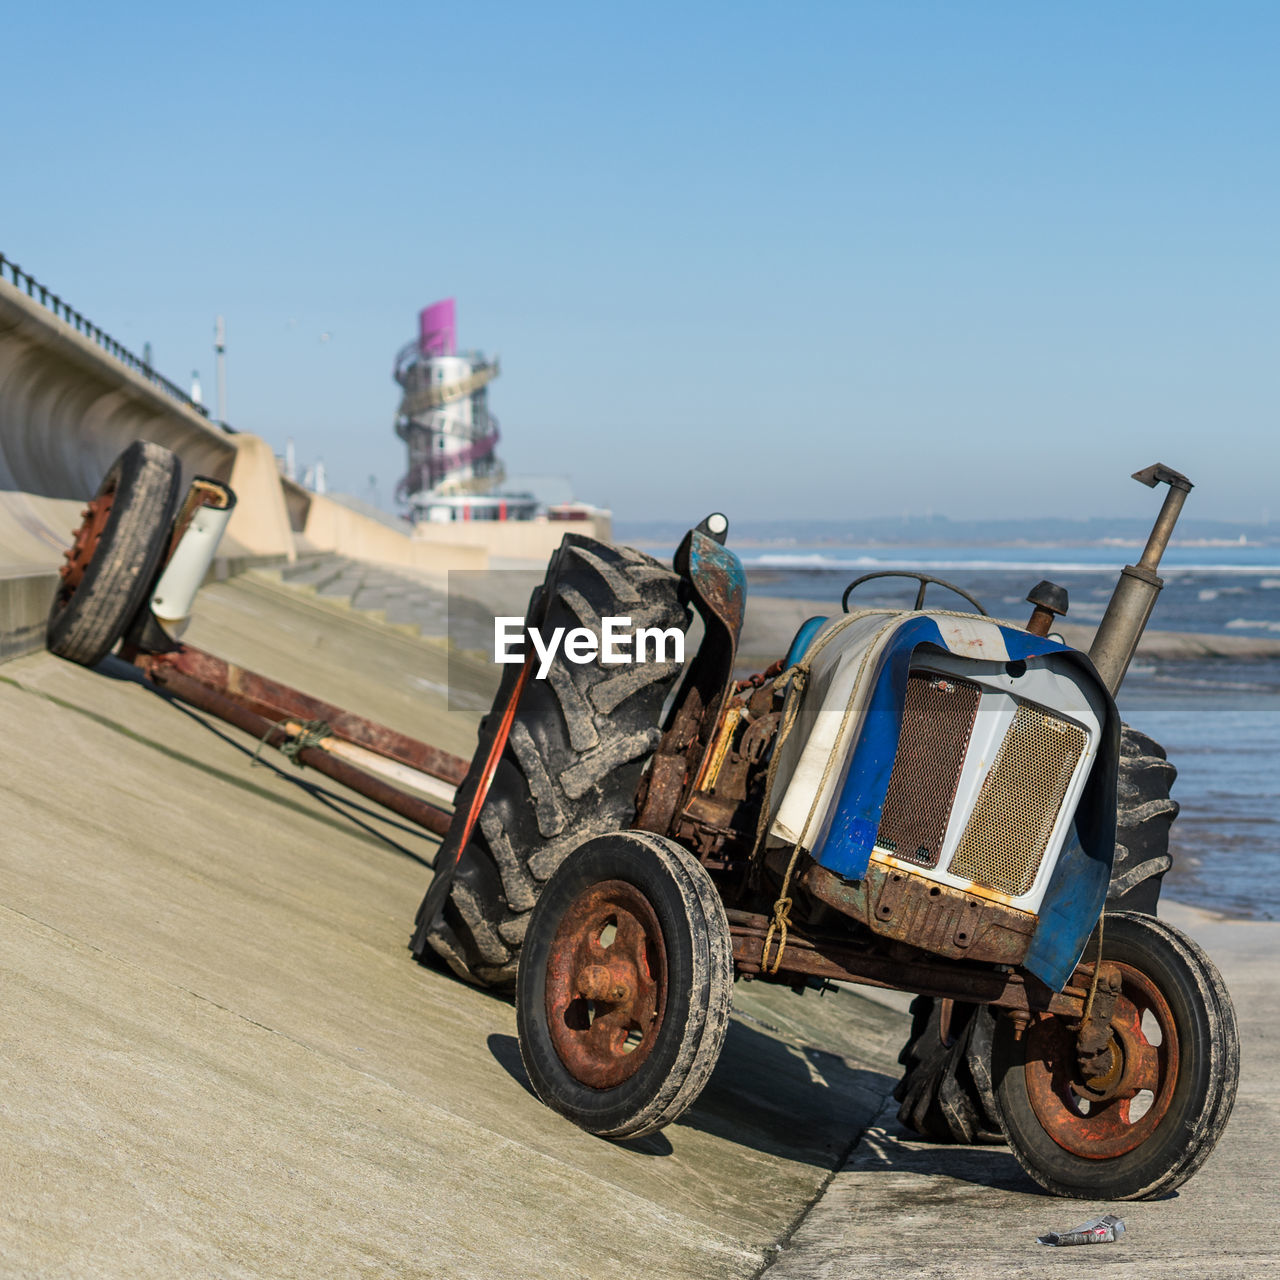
[214,315,227,425]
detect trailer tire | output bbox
[892,721,1179,1145]
[411,535,690,990]
[47,442,183,668]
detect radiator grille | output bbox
[950,701,1086,896]
[876,673,981,868]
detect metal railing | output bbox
[0,251,214,421]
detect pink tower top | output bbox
[418,298,456,357]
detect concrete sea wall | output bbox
[0,275,487,658]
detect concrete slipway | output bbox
[0,269,1275,1276]
[1,569,1275,1279]
[0,573,906,1278]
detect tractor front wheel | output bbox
[892,721,1180,1145]
[515,832,733,1140]
[993,911,1238,1200]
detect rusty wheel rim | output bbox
[545,879,668,1089]
[1025,960,1180,1159]
[57,486,116,603]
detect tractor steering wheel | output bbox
[841,571,990,616]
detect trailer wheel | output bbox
[515,832,733,1139]
[892,722,1179,1144]
[47,441,182,668]
[411,535,690,989]
[993,911,1238,1200]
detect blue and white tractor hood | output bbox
[766,609,1121,990]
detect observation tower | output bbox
[393,299,536,523]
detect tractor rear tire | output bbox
[412,535,690,990]
[47,441,183,668]
[892,998,1004,1145]
[1108,724,1179,914]
[892,721,1179,1145]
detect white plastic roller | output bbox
[150,479,236,637]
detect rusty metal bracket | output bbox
[727,910,1088,1018]
[1075,961,1124,1095]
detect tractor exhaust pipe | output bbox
[1089,463,1194,696]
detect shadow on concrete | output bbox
[486,1016,900,1173]
[85,653,441,868]
[486,1012,1093,1197]
[679,1017,897,1170]
[486,1032,535,1097]
[485,1032,676,1156]
[851,1115,1038,1193]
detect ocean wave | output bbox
[1148,673,1280,692]
[745,554,1124,572]
[742,553,1280,573]
[1225,618,1280,632]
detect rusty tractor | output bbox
[50,444,1237,1202]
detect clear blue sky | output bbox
[3,2,1277,523]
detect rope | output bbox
[252,718,333,768]
[280,719,333,766]
[750,665,806,973]
[761,894,794,974]
[1081,912,1107,1024]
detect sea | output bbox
[633,539,1280,920]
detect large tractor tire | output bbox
[47,441,182,668]
[411,535,690,990]
[893,995,1005,1146]
[893,721,1179,1144]
[1108,724,1179,914]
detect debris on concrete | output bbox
[1037,1214,1126,1246]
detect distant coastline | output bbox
[733,593,1280,669]
[616,516,1280,550]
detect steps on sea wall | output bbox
[261,554,496,654]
